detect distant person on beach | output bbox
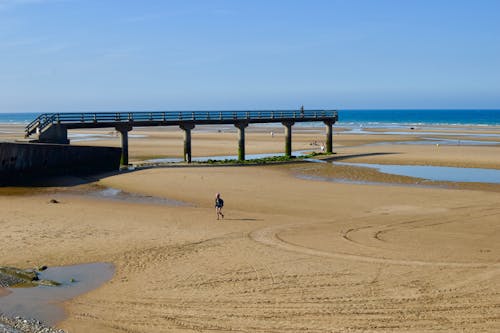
[215,193,224,220]
[300,105,305,117]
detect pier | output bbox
[25,110,338,165]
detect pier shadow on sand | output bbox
[223,218,263,222]
[0,170,124,188]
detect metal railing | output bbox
[25,110,338,137]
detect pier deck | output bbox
[25,110,338,164]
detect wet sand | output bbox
[0,124,499,332]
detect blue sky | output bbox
[0,0,499,112]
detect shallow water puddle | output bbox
[87,187,191,206]
[0,263,114,325]
[333,162,500,184]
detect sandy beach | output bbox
[1,124,499,332]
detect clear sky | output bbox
[1,0,499,112]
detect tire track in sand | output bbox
[250,224,499,268]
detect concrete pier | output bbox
[116,125,132,165]
[235,122,248,161]
[324,120,334,153]
[37,125,69,144]
[25,110,338,166]
[282,121,295,157]
[180,123,195,163]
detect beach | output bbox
[0,122,499,332]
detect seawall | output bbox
[0,142,121,184]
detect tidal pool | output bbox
[88,187,191,206]
[334,162,500,184]
[0,263,114,325]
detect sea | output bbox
[0,109,499,127]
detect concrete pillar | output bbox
[38,125,70,144]
[116,125,132,166]
[180,123,195,163]
[282,121,295,157]
[324,120,334,153]
[235,122,249,161]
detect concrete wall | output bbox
[0,142,121,184]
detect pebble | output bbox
[0,272,24,288]
[0,314,65,333]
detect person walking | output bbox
[215,193,224,220]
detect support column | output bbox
[115,125,133,166]
[324,120,334,153]
[282,121,295,157]
[235,122,249,161]
[180,123,195,163]
[38,125,70,144]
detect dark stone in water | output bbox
[0,263,114,325]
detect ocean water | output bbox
[0,112,41,124]
[337,109,500,126]
[0,110,499,126]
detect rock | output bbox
[48,199,59,204]
[0,314,67,332]
[0,267,59,288]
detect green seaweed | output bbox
[198,151,333,165]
